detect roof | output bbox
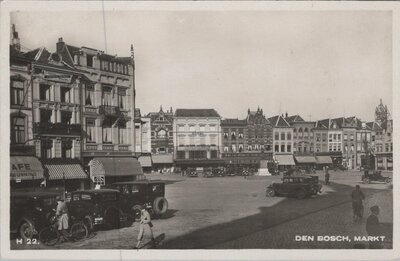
[285,115,305,123]
[221,118,247,126]
[268,115,291,127]
[274,155,296,165]
[43,161,88,180]
[175,109,220,118]
[366,122,383,131]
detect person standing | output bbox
[56,196,69,240]
[135,206,154,248]
[366,205,383,249]
[325,167,330,185]
[351,185,365,222]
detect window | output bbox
[329,144,332,151]
[231,131,236,139]
[275,132,279,141]
[85,85,94,105]
[10,80,24,106]
[232,144,237,152]
[333,134,337,141]
[322,134,327,142]
[223,131,229,139]
[189,135,195,145]
[351,144,354,152]
[199,125,205,132]
[40,109,52,123]
[238,144,243,152]
[344,134,348,141]
[177,151,185,159]
[39,84,51,100]
[60,87,72,103]
[102,119,112,144]
[86,119,95,143]
[281,144,285,152]
[357,133,361,141]
[41,139,53,159]
[199,135,206,145]
[372,135,375,142]
[210,150,218,159]
[299,128,303,138]
[61,139,73,159]
[209,125,216,131]
[224,146,229,152]
[304,128,309,138]
[102,61,109,71]
[338,134,341,140]
[287,145,291,152]
[350,134,354,141]
[178,125,185,132]
[118,88,127,109]
[157,129,167,139]
[238,133,243,139]
[310,131,314,139]
[248,145,253,151]
[87,55,94,67]
[274,144,279,152]
[61,111,72,125]
[210,135,217,146]
[316,133,321,142]
[293,128,297,138]
[254,144,259,151]
[189,125,195,132]
[287,132,291,140]
[178,135,185,146]
[281,133,285,140]
[357,143,361,151]
[11,116,25,144]
[102,86,112,106]
[329,134,333,142]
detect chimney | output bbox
[56,37,65,53]
[11,24,21,51]
[248,108,250,115]
[285,112,288,118]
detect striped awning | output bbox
[295,156,317,164]
[275,155,295,166]
[44,163,88,180]
[138,156,152,168]
[316,156,333,164]
[152,154,174,164]
[10,156,44,181]
[89,157,143,177]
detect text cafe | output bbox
[10,156,45,190]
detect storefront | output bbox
[375,153,393,171]
[138,155,152,173]
[89,157,145,187]
[10,156,45,190]
[174,159,225,170]
[42,159,89,192]
[315,156,333,170]
[152,154,174,172]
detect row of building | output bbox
[9,25,393,192]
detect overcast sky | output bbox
[11,11,392,121]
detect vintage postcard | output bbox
[0,1,399,260]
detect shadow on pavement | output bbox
[158,209,178,220]
[161,182,390,249]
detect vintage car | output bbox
[10,191,59,240]
[66,189,128,230]
[203,167,215,178]
[362,170,391,184]
[187,167,199,177]
[107,180,168,221]
[266,175,323,199]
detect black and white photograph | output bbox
[0,1,399,260]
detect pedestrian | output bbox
[135,205,154,248]
[325,168,330,185]
[366,205,383,249]
[56,195,69,241]
[351,185,365,222]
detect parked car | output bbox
[107,180,168,221]
[11,191,59,240]
[212,167,225,177]
[187,168,199,177]
[203,167,215,178]
[266,175,323,199]
[362,170,391,184]
[66,189,127,230]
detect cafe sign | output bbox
[43,71,73,84]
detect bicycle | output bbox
[39,212,88,246]
[352,201,364,223]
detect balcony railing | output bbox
[33,122,81,136]
[99,105,121,116]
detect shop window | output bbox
[10,80,24,106]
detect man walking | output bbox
[351,185,365,222]
[366,205,383,249]
[325,167,330,185]
[135,205,154,248]
[56,195,69,241]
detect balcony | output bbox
[33,122,81,136]
[99,105,121,117]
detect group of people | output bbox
[54,196,155,248]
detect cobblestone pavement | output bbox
[11,170,392,249]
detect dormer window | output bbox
[87,54,94,67]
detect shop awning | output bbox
[138,156,152,168]
[152,154,174,164]
[43,160,88,180]
[275,155,295,166]
[10,156,44,181]
[316,156,333,165]
[89,157,143,177]
[174,159,225,167]
[295,156,317,164]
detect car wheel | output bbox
[296,189,307,199]
[266,188,275,197]
[153,197,168,216]
[19,222,34,240]
[132,205,142,222]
